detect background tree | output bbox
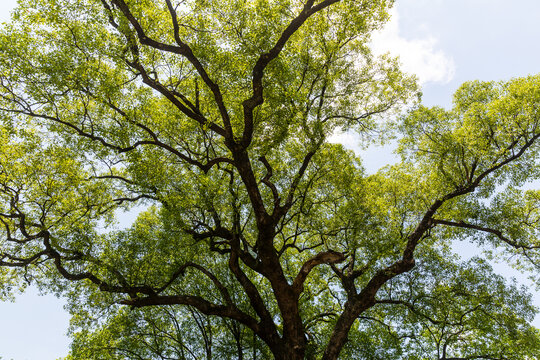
[0,0,540,359]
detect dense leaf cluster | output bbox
[1,0,540,359]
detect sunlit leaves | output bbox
[0,0,539,359]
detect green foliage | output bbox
[354,252,540,359]
[0,1,539,359]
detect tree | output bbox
[1,0,540,359]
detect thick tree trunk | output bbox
[252,226,307,360]
[322,300,361,359]
[271,343,305,360]
[230,148,310,360]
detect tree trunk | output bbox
[271,343,305,360]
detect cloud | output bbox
[328,131,361,151]
[370,9,455,85]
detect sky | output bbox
[1,0,540,359]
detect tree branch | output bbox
[432,219,540,250]
[241,0,341,147]
[259,156,281,209]
[120,294,260,334]
[108,0,233,137]
[292,250,345,295]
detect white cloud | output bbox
[370,9,455,85]
[328,131,361,151]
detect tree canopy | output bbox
[1,0,540,359]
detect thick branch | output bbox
[292,250,345,295]
[108,0,233,137]
[0,250,49,267]
[120,294,260,333]
[241,0,341,147]
[228,240,278,335]
[157,262,233,307]
[259,156,280,209]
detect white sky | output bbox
[1,1,540,359]
[371,7,456,86]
